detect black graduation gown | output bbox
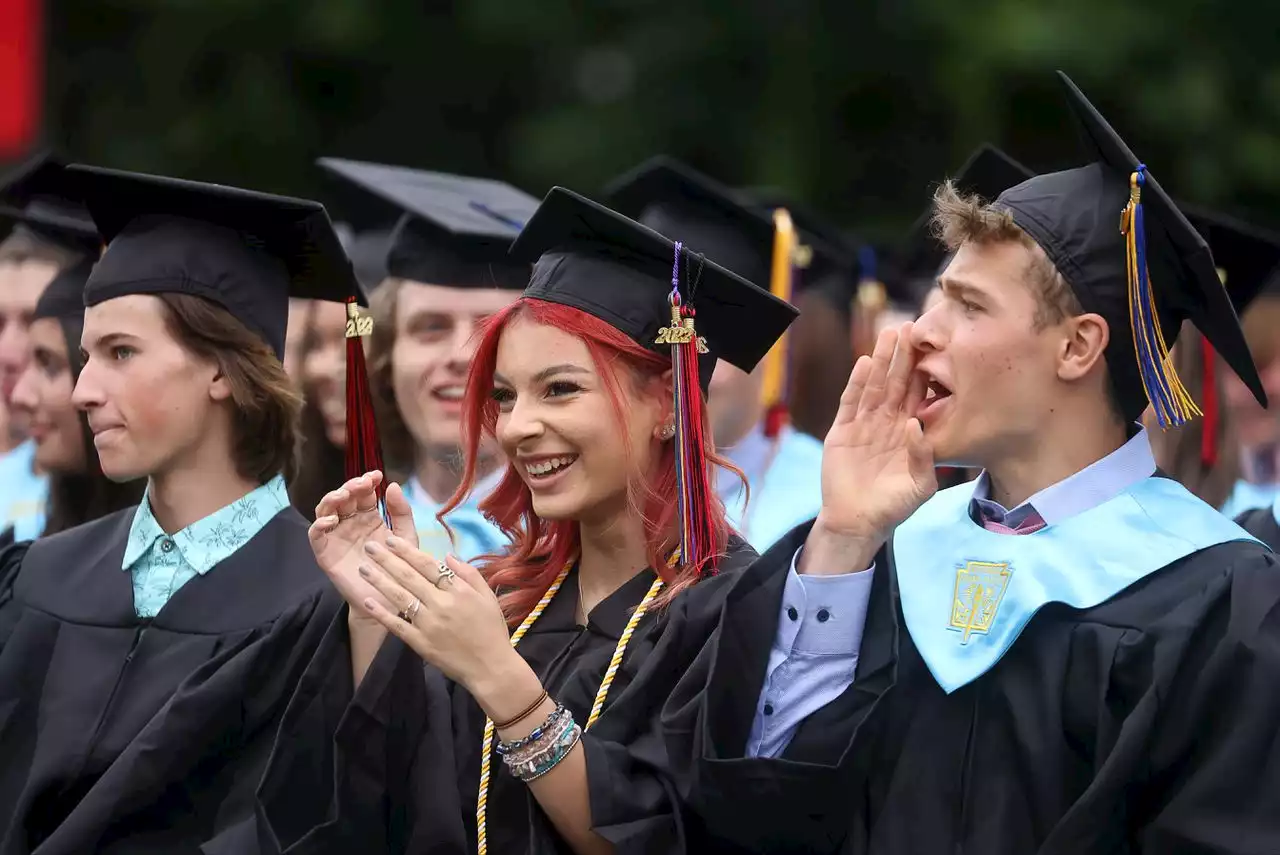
[257,539,758,855]
[0,504,341,855]
[1236,505,1280,550]
[666,520,1280,855]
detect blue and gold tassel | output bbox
[1120,165,1201,428]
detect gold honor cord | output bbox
[475,558,673,855]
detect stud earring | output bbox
[659,424,676,441]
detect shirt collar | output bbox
[969,427,1156,526]
[122,475,291,574]
[407,465,505,513]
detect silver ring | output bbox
[433,562,457,589]
[337,504,379,522]
[398,598,422,624]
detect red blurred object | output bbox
[0,0,42,157]
[1200,334,1219,469]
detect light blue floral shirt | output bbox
[122,475,291,618]
[0,440,48,541]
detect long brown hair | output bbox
[42,313,144,535]
[287,300,347,519]
[157,293,304,485]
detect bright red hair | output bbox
[438,296,740,626]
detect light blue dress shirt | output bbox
[122,475,291,618]
[718,424,825,553]
[403,467,507,563]
[0,440,47,540]
[749,429,1158,758]
[1219,479,1280,520]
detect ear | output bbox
[649,369,675,440]
[208,366,234,403]
[1057,312,1110,383]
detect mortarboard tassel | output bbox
[1120,165,1201,428]
[344,298,388,516]
[1200,334,1219,468]
[760,209,803,439]
[656,241,715,573]
[852,244,888,360]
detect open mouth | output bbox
[431,385,465,403]
[919,377,953,419]
[523,454,579,482]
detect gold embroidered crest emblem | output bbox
[948,560,1013,644]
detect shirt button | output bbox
[160,538,174,553]
[816,609,831,623]
[763,703,775,716]
[786,606,799,621]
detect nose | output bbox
[910,302,946,353]
[0,322,29,376]
[497,394,545,451]
[447,320,478,371]
[9,364,37,413]
[71,357,105,412]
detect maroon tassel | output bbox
[1200,334,1219,469]
[344,298,386,508]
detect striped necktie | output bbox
[980,507,1047,535]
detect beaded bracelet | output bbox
[505,707,573,767]
[495,704,568,757]
[505,717,582,783]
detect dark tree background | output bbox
[28,0,1280,242]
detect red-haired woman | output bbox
[258,188,797,854]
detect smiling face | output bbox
[491,317,668,524]
[909,239,1073,467]
[392,282,518,456]
[300,299,349,448]
[73,295,227,481]
[9,317,87,473]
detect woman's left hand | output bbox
[357,537,528,697]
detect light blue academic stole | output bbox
[893,476,1261,694]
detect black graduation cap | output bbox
[317,158,536,290]
[992,72,1265,425]
[0,152,100,253]
[65,164,362,360]
[32,256,97,322]
[897,144,1036,295]
[604,156,784,288]
[509,186,798,390]
[1183,205,1280,316]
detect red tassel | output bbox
[763,403,789,439]
[671,303,716,574]
[344,298,387,507]
[656,253,718,576]
[1200,334,1218,469]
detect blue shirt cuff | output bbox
[775,548,876,656]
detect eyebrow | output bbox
[492,363,591,387]
[938,277,986,301]
[82,331,140,351]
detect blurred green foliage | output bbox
[37,0,1280,241]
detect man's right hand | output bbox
[308,470,419,617]
[801,323,937,576]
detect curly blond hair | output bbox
[930,180,1082,330]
